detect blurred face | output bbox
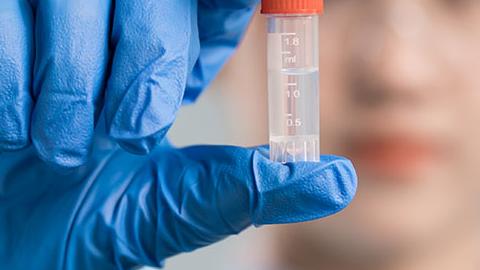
[281,0,480,261]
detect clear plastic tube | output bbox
[267,15,320,163]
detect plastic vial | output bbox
[261,0,322,163]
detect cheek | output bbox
[432,13,480,96]
[437,38,480,91]
[437,23,480,191]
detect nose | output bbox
[347,1,436,109]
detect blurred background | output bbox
[149,0,480,269]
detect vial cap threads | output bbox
[261,0,324,14]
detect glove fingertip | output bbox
[251,154,358,226]
[0,134,30,152]
[317,156,358,214]
[32,137,89,170]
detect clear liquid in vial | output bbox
[268,68,320,163]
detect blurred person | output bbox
[267,0,480,269]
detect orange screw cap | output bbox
[261,0,324,14]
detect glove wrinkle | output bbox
[108,48,184,141]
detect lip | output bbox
[345,134,448,180]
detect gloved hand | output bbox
[0,0,257,168]
[0,132,357,270]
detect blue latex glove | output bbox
[0,0,257,168]
[0,132,357,269]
